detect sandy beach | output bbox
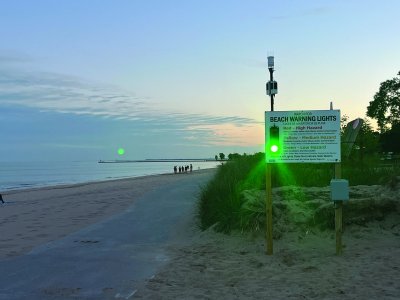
[133,184,400,299]
[134,222,400,299]
[0,170,212,259]
[1,170,399,299]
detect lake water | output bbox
[0,160,221,192]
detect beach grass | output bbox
[198,153,264,233]
[198,153,400,233]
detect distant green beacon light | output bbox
[118,148,125,155]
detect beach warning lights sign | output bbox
[265,110,341,163]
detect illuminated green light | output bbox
[270,145,279,153]
[118,148,125,155]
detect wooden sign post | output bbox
[265,163,273,255]
[334,163,343,255]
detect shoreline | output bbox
[0,160,220,193]
[0,167,216,195]
[0,168,216,259]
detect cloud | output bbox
[0,50,34,65]
[0,68,157,118]
[0,65,262,147]
[272,6,332,20]
[41,143,106,149]
[186,123,264,146]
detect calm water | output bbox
[0,160,220,192]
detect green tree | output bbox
[215,155,218,161]
[219,152,225,160]
[228,153,241,160]
[380,122,400,154]
[367,71,400,131]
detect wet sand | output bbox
[0,169,213,259]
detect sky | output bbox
[1,0,399,162]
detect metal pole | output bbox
[269,68,274,112]
[266,63,274,254]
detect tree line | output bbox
[351,70,400,161]
[214,152,244,161]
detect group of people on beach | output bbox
[174,164,193,174]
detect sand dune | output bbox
[134,183,400,299]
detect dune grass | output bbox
[198,153,264,233]
[198,153,400,233]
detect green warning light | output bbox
[118,148,125,155]
[267,125,281,156]
[270,145,279,153]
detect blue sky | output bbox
[1,0,399,161]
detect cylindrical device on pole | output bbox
[268,56,274,69]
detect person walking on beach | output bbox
[0,194,4,204]
[190,164,193,172]
[174,166,177,174]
